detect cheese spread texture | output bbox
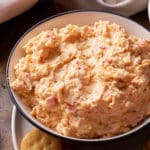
[11,21,150,138]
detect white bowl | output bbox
[7,11,150,143]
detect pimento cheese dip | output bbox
[11,21,150,138]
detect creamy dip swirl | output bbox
[11,21,150,138]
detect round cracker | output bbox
[20,129,62,150]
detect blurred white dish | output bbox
[0,0,38,23]
[11,106,34,150]
[54,0,147,16]
[148,0,150,22]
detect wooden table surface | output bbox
[0,1,149,150]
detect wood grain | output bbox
[0,56,13,150]
[0,1,149,149]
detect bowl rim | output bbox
[6,10,150,143]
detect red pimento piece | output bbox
[100,46,107,50]
[76,60,82,70]
[78,83,83,90]
[105,58,112,64]
[140,39,148,47]
[67,105,75,113]
[46,96,58,108]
